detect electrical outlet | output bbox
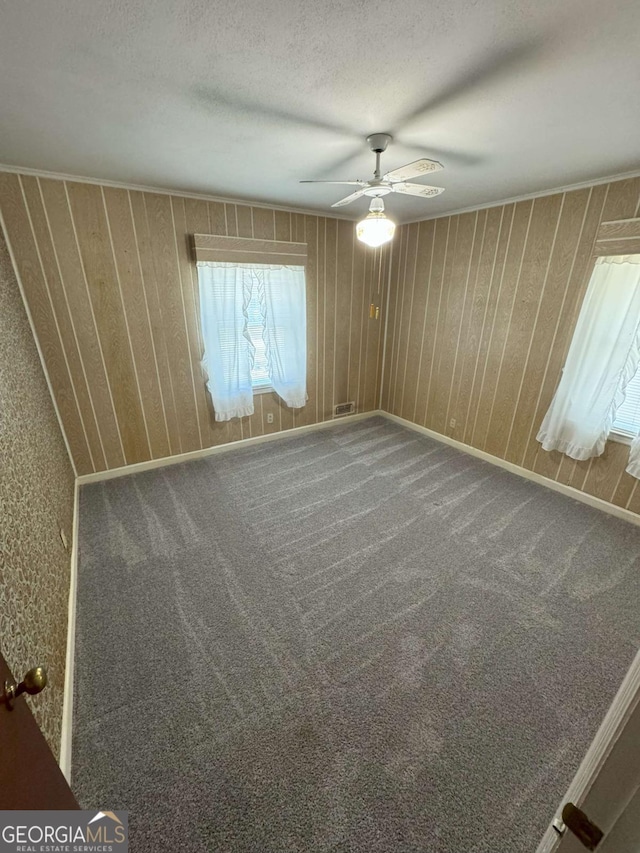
[267,413,274,424]
[59,528,69,551]
[449,418,456,429]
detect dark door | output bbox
[0,648,78,809]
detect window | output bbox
[196,260,307,422]
[537,252,640,465]
[612,364,640,438]
[193,233,308,422]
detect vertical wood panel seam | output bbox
[323,218,327,418]
[332,223,338,410]
[356,243,369,411]
[20,177,95,470]
[451,210,487,428]
[503,194,565,459]
[187,207,206,373]
[463,206,506,440]
[38,177,106,469]
[444,210,481,428]
[412,222,436,422]
[432,216,460,428]
[251,205,259,437]
[469,206,516,445]
[521,189,593,470]
[64,181,127,464]
[423,218,451,424]
[170,198,203,450]
[127,190,172,453]
[101,186,152,458]
[377,243,394,409]
[374,247,386,409]
[357,232,368,412]
[346,224,355,402]
[142,192,181,452]
[400,225,420,415]
[361,246,377,410]
[315,217,319,422]
[610,451,632,506]
[625,479,638,509]
[384,229,402,411]
[386,229,404,411]
[361,246,373,410]
[393,227,411,412]
[372,248,381,409]
[482,200,535,453]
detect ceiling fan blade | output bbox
[391,182,445,198]
[398,38,542,131]
[383,159,444,182]
[331,190,367,208]
[300,180,366,186]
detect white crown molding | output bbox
[0,162,358,223]
[401,167,640,225]
[7,162,639,229]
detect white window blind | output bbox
[245,278,271,389]
[613,365,640,437]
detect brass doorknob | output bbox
[2,665,48,710]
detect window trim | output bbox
[610,430,634,446]
[193,234,307,266]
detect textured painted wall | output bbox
[383,177,640,515]
[0,226,75,756]
[0,173,389,474]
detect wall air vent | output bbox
[334,402,355,417]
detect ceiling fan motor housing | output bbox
[364,186,391,197]
[367,133,392,153]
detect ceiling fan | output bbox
[300,133,445,208]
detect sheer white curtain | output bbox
[537,254,640,460]
[260,265,307,408]
[197,262,307,420]
[197,263,255,421]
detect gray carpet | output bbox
[73,416,640,852]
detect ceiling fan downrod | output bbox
[366,133,392,180]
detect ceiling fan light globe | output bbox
[356,213,396,248]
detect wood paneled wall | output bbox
[0,173,389,474]
[383,177,640,515]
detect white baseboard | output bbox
[59,478,79,782]
[76,411,382,485]
[380,411,640,528]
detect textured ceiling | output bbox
[1,0,639,222]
